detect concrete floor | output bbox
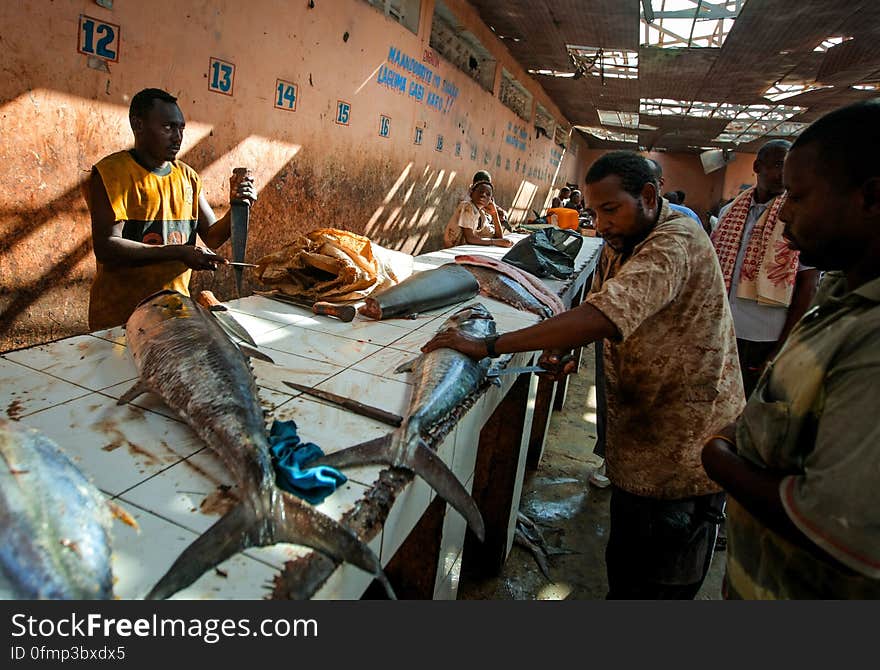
[458,343,726,600]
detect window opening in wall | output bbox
[534,103,555,140]
[364,0,421,35]
[499,69,533,121]
[554,123,570,149]
[430,0,496,92]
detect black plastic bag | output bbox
[501,228,583,279]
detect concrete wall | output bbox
[0,0,587,351]
[576,148,767,224]
[721,152,758,202]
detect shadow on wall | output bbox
[1,89,557,352]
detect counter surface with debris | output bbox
[0,235,603,599]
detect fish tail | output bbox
[316,431,486,542]
[145,494,394,600]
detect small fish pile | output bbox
[0,419,134,599]
[315,303,498,540]
[454,254,565,318]
[121,290,391,599]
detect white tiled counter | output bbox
[1,233,602,600]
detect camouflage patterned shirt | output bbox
[587,202,745,499]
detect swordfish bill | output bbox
[120,290,392,599]
[313,303,496,542]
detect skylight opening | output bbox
[568,46,639,80]
[764,81,833,102]
[814,35,852,52]
[576,126,638,143]
[641,1,749,49]
[528,69,577,78]
[852,83,879,91]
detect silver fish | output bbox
[119,290,391,599]
[314,303,492,541]
[459,265,553,318]
[0,419,133,599]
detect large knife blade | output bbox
[282,381,403,427]
[230,167,251,297]
[195,290,258,347]
[254,290,358,322]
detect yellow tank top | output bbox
[86,150,201,329]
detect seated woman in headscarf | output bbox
[443,176,513,249]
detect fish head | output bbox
[125,290,199,340]
[439,303,492,328]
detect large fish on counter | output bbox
[313,303,496,541]
[0,419,134,599]
[119,290,391,599]
[455,254,565,317]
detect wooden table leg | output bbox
[461,372,537,577]
[526,375,556,470]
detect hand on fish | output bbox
[421,328,488,360]
[180,245,229,271]
[536,349,577,381]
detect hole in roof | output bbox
[814,36,852,52]
[641,0,749,49]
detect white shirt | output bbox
[719,197,809,342]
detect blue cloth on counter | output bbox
[268,420,346,504]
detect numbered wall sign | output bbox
[275,79,298,111]
[336,100,352,126]
[414,127,423,145]
[208,57,235,96]
[379,115,391,138]
[435,135,444,152]
[78,15,120,62]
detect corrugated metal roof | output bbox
[467,0,880,151]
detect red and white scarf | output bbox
[711,187,799,307]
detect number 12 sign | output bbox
[78,15,120,62]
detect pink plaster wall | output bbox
[0,0,586,351]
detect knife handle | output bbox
[195,290,227,312]
[312,302,356,322]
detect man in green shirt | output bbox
[702,100,880,598]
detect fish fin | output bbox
[237,343,276,364]
[393,356,420,374]
[145,500,258,600]
[316,434,485,542]
[311,434,394,469]
[146,494,393,600]
[116,381,149,405]
[107,500,139,530]
[406,439,485,542]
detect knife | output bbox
[195,290,258,347]
[254,290,358,322]
[282,381,403,427]
[487,353,575,377]
[230,167,251,297]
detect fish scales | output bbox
[459,265,553,318]
[314,303,493,541]
[0,419,115,599]
[122,290,390,599]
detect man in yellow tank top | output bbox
[84,88,256,329]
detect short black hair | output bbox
[675,190,686,203]
[130,88,178,119]
[792,99,880,188]
[586,151,655,199]
[756,139,791,161]
[472,170,492,184]
[646,158,662,180]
